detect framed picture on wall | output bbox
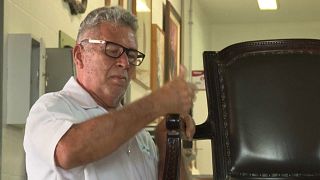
[117,0,135,15]
[151,24,165,91]
[104,0,110,6]
[125,0,137,15]
[164,0,181,81]
[104,0,119,6]
[59,30,75,48]
[105,0,137,16]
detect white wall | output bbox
[211,21,320,50]
[4,0,105,47]
[152,0,166,29]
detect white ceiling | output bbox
[197,0,320,24]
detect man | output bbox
[24,6,196,180]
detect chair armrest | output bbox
[163,114,181,180]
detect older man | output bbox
[24,6,195,180]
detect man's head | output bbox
[73,6,142,108]
[76,6,138,42]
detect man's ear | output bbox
[73,44,84,69]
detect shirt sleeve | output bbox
[24,93,75,169]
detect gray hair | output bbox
[76,6,138,41]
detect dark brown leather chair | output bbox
[164,39,320,180]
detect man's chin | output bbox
[109,83,128,95]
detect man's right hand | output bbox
[153,65,196,116]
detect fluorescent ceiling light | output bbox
[137,0,150,12]
[257,0,278,10]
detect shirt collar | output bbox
[61,77,99,109]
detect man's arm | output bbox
[55,72,195,169]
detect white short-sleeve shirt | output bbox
[24,77,158,180]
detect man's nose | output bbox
[116,52,130,69]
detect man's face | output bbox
[76,22,138,106]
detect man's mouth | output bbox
[109,75,127,83]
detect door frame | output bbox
[0,0,4,177]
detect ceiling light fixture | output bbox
[257,0,278,10]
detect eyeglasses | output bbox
[80,39,145,66]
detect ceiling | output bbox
[197,0,320,24]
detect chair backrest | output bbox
[196,39,320,180]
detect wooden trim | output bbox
[0,0,3,174]
[132,0,136,15]
[105,0,111,6]
[119,0,124,7]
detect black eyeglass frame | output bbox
[80,39,145,66]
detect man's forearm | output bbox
[55,92,165,169]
